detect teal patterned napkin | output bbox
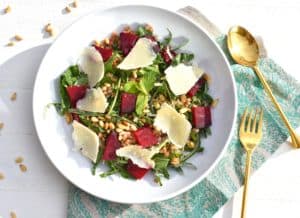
[67,7,300,218]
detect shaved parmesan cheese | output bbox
[116,145,155,169]
[116,141,166,169]
[154,103,191,149]
[79,47,104,87]
[165,63,204,96]
[72,120,99,163]
[117,38,156,70]
[76,87,108,113]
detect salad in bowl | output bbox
[53,24,215,185]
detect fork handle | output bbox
[241,150,252,218]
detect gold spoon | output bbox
[227,26,300,148]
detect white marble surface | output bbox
[0,0,300,217]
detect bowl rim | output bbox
[32,4,237,204]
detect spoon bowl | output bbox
[227,26,259,67]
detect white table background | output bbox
[0,0,300,217]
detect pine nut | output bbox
[10,92,17,101]
[14,35,23,41]
[4,6,11,13]
[72,0,78,8]
[15,156,24,164]
[91,117,99,123]
[99,120,104,127]
[19,164,27,172]
[65,6,72,13]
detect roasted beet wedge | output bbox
[192,106,212,128]
[119,32,139,56]
[126,160,150,179]
[187,77,206,97]
[94,46,113,62]
[133,127,158,148]
[120,92,137,114]
[66,85,87,107]
[102,131,121,160]
[160,47,176,64]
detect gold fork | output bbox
[239,108,264,218]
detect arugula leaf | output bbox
[153,154,170,170]
[171,53,194,66]
[104,52,122,73]
[135,93,149,116]
[123,81,140,94]
[136,25,153,37]
[161,28,172,48]
[92,146,104,175]
[138,65,160,94]
[172,39,189,51]
[100,157,131,179]
[107,79,121,115]
[59,78,71,114]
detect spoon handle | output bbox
[253,65,300,148]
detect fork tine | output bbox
[246,109,253,132]
[251,108,259,132]
[240,107,249,133]
[257,109,264,132]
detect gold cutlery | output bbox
[227,26,300,148]
[239,108,263,218]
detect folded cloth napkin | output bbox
[67,6,300,218]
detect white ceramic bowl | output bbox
[33,5,237,204]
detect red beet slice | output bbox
[102,131,121,161]
[71,113,81,122]
[120,92,137,114]
[126,160,150,179]
[133,127,158,148]
[187,77,206,97]
[94,46,113,62]
[160,47,176,64]
[66,85,87,107]
[119,32,139,56]
[191,106,212,128]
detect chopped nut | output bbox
[154,102,161,110]
[117,123,129,131]
[4,5,11,13]
[14,35,23,41]
[91,117,99,123]
[65,6,72,13]
[0,172,4,180]
[99,120,104,127]
[0,122,4,130]
[171,157,180,167]
[212,98,219,108]
[72,0,78,8]
[116,128,122,133]
[104,38,110,45]
[45,23,53,32]
[93,39,101,47]
[10,211,17,218]
[10,92,17,101]
[158,94,166,102]
[6,41,15,47]
[64,113,73,124]
[19,164,27,172]
[45,23,56,37]
[129,124,137,131]
[145,24,153,33]
[108,122,115,130]
[104,114,111,120]
[203,73,211,84]
[15,156,24,164]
